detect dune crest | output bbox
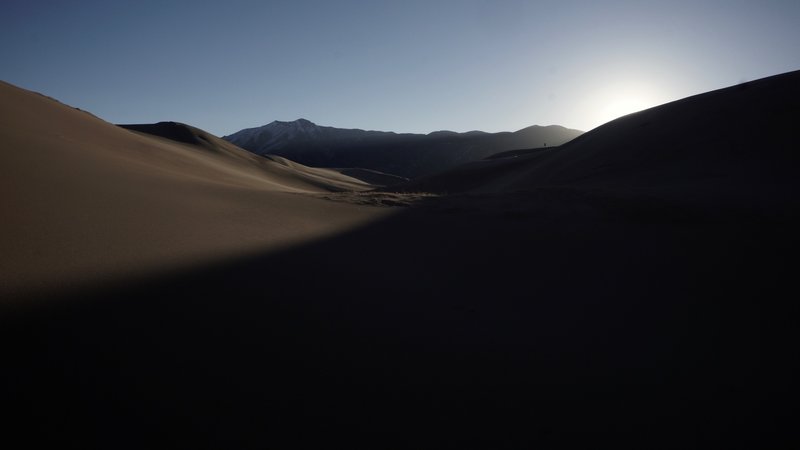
[402,70,800,215]
[0,81,387,300]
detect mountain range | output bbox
[2,70,799,449]
[223,119,583,178]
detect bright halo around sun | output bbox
[587,83,663,129]
[600,96,651,123]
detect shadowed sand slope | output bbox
[403,70,800,212]
[0,81,385,299]
[1,73,798,449]
[334,167,410,186]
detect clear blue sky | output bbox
[2,0,799,136]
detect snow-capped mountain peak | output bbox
[224,119,323,152]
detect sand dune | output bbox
[333,167,409,186]
[0,81,386,300]
[404,70,800,214]
[1,72,798,448]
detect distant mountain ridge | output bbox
[223,119,582,178]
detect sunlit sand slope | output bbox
[0,81,386,299]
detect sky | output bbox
[2,0,799,136]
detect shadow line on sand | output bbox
[2,191,796,449]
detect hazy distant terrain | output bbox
[224,119,583,178]
[2,71,799,449]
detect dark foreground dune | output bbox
[2,72,799,449]
[404,70,800,205]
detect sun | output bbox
[599,96,651,124]
[586,83,663,129]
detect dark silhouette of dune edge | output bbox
[400,69,800,210]
[2,70,800,449]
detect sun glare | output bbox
[600,97,651,124]
[585,82,663,130]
